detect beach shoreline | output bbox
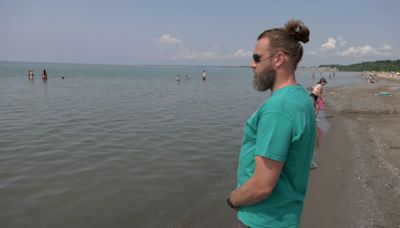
[302,78,400,227]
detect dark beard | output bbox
[252,67,276,92]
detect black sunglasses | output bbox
[252,54,272,63]
[252,54,262,63]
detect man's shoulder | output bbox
[268,86,308,105]
[262,87,311,118]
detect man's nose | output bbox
[251,61,256,69]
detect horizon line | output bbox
[0,60,256,68]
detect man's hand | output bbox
[229,156,283,207]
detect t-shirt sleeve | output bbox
[255,112,293,162]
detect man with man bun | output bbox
[228,20,316,228]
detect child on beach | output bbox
[310,78,327,121]
[311,126,323,169]
[309,79,327,169]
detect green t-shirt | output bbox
[237,84,316,228]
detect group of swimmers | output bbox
[312,71,335,80]
[176,74,190,81]
[176,70,208,82]
[28,69,48,81]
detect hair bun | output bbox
[284,20,310,43]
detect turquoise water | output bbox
[0,61,362,227]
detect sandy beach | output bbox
[302,77,400,227]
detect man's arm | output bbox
[229,156,283,207]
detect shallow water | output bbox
[0,62,362,227]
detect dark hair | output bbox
[257,20,310,69]
[318,78,327,84]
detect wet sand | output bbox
[302,78,400,227]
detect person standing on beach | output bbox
[227,20,315,228]
[310,78,327,121]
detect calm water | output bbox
[0,62,362,228]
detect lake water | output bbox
[0,62,362,227]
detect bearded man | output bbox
[227,20,316,228]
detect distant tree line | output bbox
[320,59,400,72]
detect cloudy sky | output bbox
[1,0,399,66]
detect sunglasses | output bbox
[252,54,262,63]
[252,54,272,63]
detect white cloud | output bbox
[338,45,375,57]
[173,50,219,60]
[153,34,219,60]
[153,34,183,45]
[305,35,399,64]
[309,35,398,59]
[307,51,317,55]
[225,49,252,58]
[338,45,395,57]
[337,37,347,46]
[152,34,251,61]
[321,38,336,51]
[382,44,392,50]
[320,37,346,51]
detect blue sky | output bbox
[1,0,399,66]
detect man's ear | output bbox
[273,51,286,68]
